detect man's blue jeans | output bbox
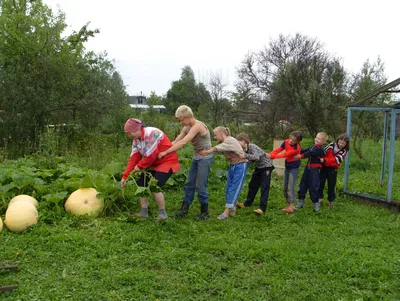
[183,155,214,205]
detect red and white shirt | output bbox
[322,142,347,169]
[122,127,180,180]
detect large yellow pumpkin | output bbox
[9,194,39,208]
[5,201,38,233]
[65,188,104,217]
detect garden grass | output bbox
[1,175,399,301]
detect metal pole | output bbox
[387,109,396,201]
[380,112,388,186]
[344,108,352,192]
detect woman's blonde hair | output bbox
[175,105,194,118]
[214,126,231,136]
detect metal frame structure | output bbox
[343,77,400,204]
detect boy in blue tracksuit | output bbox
[295,132,328,212]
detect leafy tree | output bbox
[347,58,390,158]
[236,33,348,138]
[147,91,163,105]
[0,0,129,157]
[0,0,70,154]
[165,66,211,114]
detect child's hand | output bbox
[239,152,245,159]
[199,150,209,156]
[320,158,325,163]
[265,153,271,159]
[157,151,167,159]
[293,154,302,160]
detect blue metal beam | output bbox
[380,112,388,186]
[343,108,352,192]
[387,109,397,201]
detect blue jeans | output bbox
[283,167,299,203]
[225,162,248,209]
[183,155,214,205]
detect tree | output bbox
[0,0,129,156]
[147,91,163,105]
[347,58,390,159]
[235,33,348,138]
[272,56,347,137]
[165,66,211,114]
[0,0,70,154]
[202,71,232,126]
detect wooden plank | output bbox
[0,285,18,292]
[0,266,18,271]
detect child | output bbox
[236,133,274,215]
[157,105,214,220]
[121,118,180,221]
[318,133,350,207]
[200,127,248,220]
[295,132,328,212]
[266,131,303,213]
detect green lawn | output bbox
[1,174,399,301]
[345,139,400,202]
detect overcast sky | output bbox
[44,0,400,97]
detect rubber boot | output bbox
[172,202,190,217]
[195,204,209,221]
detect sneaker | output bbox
[217,214,229,220]
[282,207,295,214]
[253,209,264,215]
[295,200,304,210]
[313,202,321,212]
[236,202,244,209]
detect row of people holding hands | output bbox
[121,105,349,221]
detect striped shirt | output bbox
[323,142,347,169]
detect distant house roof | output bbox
[129,104,166,109]
[129,95,147,104]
